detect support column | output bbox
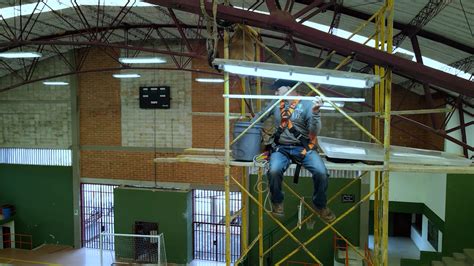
[224,28,232,266]
[71,67,81,248]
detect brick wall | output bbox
[386,86,444,150]
[1,45,446,185]
[79,47,243,184]
[78,48,122,146]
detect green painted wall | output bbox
[400,251,442,266]
[443,173,474,255]
[114,187,192,264]
[0,164,74,248]
[248,177,361,266]
[368,201,444,235]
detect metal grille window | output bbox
[81,183,118,250]
[0,148,71,166]
[193,189,241,262]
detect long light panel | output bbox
[119,57,166,64]
[0,52,42,58]
[223,94,344,110]
[213,59,380,88]
[113,73,141,79]
[43,81,69,86]
[222,94,365,102]
[195,78,225,83]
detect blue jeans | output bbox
[267,145,329,209]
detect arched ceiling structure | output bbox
[0,1,472,96]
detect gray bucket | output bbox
[232,121,263,162]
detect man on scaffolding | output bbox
[252,79,336,223]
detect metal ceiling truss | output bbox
[0,0,471,155]
[146,0,473,97]
[315,3,473,55]
[449,55,474,76]
[410,35,438,129]
[393,0,452,48]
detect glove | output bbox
[312,96,323,112]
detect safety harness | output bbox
[273,99,318,184]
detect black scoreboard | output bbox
[139,86,170,109]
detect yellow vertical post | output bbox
[382,0,394,265]
[258,169,264,266]
[241,78,247,115]
[256,30,262,112]
[374,6,387,263]
[240,76,249,253]
[224,28,232,266]
[373,14,381,265]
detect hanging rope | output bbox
[200,0,219,65]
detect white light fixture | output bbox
[213,59,380,88]
[43,81,69,86]
[113,73,141,79]
[195,78,225,83]
[223,94,345,110]
[119,57,166,64]
[0,52,42,58]
[222,94,364,102]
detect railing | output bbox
[2,233,33,250]
[286,261,319,266]
[334,235,375,266]
[333,235,349,265]
[364,242,374,266]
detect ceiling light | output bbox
[43,81,69,86]
[213,59,380,88]
[0,52,42,58]
[113,73,141,79]
[195,78,225,83]
[119,57,166,64]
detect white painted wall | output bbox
[370,171,447,220]
[411,215,437,252]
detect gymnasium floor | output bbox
[0,244,112,266]
[0,245,227,266]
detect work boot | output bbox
[271,202,284,217]
[314,207,336,223]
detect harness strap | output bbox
[274,99,319,184]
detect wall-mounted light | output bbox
[0,52,42,58]
[118,57,166,64]
[213,59,380,88]
[113,73,141,79]
[43,81,69,86]
[195,78,225,83]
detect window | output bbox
[192,189,241,262]
[0,148,71,166]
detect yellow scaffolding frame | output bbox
[221,2,394,265]
[153,0,467,265]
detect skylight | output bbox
[0,2,471,82]
[238,7,473,82]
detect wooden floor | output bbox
[0,244,113,266]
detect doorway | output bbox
[80,183,118,249]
